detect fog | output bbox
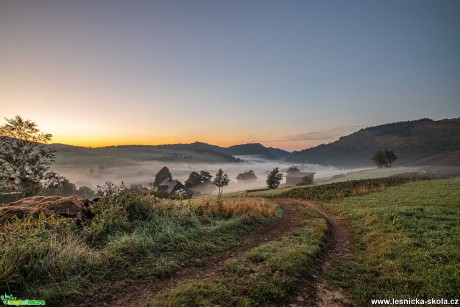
[51,155,369,193]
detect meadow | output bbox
[1,176,458,306]
[0,195,276,305]
[147,207,327,306]
[324,178,460,304]
[247,177,460,305]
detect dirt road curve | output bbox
[72,202,303,307]
[276,198,354,307]
[72,199,354,307]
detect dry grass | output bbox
[194,196,277,218]
[150,196,277,219]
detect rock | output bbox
[296,296,305,302]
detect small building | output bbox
[236,170,257,183]
[157,179,194,197]
[286,172,315,186]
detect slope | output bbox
[287,118,460,167]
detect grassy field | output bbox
[268,177,427,202]
[247,167,424,197]
[318,166,420,184]
[0,195,276,305]
[147,207,327,306]
[323,178,460,304]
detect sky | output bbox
[1,0,459,151]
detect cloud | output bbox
[257,126,364,143]
[285,126,363,141]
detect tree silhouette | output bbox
[153,166,172,188]
[266,167,283,189]
[212,169,230,200]
[0,115,56,196]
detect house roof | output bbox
[158,179,193,196]
[236,171,257,180]
[286,172,315,178]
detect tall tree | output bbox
[372,150,386,168]
[266,167,283,189]
[0,115,56,196]
[153,166,172,188]
[384,149,398,167]
[212,168,230,200]
[372,150,398,168]
[185,171,213,188]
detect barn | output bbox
[157,179,194,197]
[236,170,257,183]
[286,172,315,186]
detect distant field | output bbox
[248,167,423,197]
[318,166,420,183]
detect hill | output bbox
[49,142,291,168]
[140,142,290,160]
[287,118,460,167]
[225,143,281,160]
[267,147,292,160]
[49,143,242,166]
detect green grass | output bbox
[319,167,420,184]
[323,178,460,304]
[0,194,275,305]
[147,207,327,306]
[246,186,296,197]
[278,177,427,202]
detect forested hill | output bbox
[286,118,460,167]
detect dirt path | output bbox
[72,202,303,307]
[275,198,355,307]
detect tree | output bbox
[212,169,230,200]
[266,167,283,189]
[44,172,77,196]
[76,186,95,198]
[372,149,398,168]
[153,166,172,188]
[384,149,397,167]
[185,171,213,188]
[0,115,56,196]
[372,150,386,168]
[286,166,300,173]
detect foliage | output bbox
[43,172,77,196]
[0,194,275,305]
[148,207,327,306]
[153,166,172,188]
[0,115,56,196]
[280,177,428,202]
[266,167,283,189]
[324,178,460,304]
[96,181,127,197]
[185,171,212,188]
[76,186,96,198]
[372,149,397,168]
[212,169,230,200]
[286,165,300,173]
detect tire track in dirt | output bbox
[71,202,304,307]
[275,198,355,307]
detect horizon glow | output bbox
[1,0,459,151]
